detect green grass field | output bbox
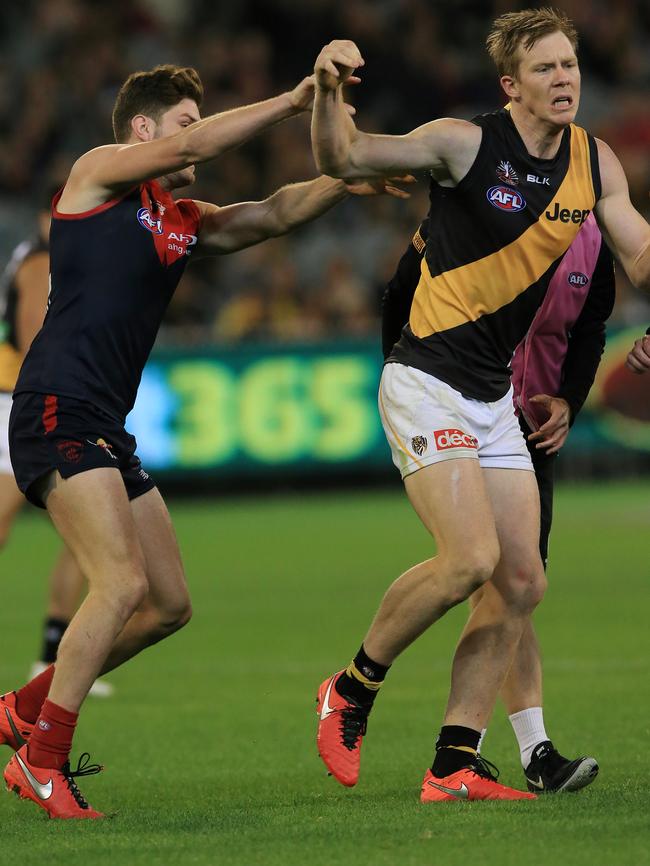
[1,482,648,866]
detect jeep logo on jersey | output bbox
[545,203,590,224]
[137,207,163,235]
[568,271,589,287]
[486,186,526,212]
[433,429,479,451]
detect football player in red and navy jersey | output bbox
[0,64,409,820]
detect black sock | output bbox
[335,644,390,708]
[431,725,481,777]
[40,617,69,664]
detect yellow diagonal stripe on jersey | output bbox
[410,125,595,338]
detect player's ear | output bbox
[130,114,156,143]
[500,75,519,101]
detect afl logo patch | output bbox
[137,207,163,235]
[486,185,526,212]
[568,271,589,287]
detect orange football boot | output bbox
[421,756,537,802]
[0,692,33,751]
[5,746,105,819]
[316,670,370,787]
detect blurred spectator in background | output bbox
[1,0,649,343]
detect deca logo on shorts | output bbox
[433,429,478,450]
[486,185,526,212]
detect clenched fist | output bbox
[314,40,364,91]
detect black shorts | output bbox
[9,392,156,508]
[520,417,556,569]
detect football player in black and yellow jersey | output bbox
[312,8,650,802]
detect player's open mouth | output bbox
[552,95,573,108]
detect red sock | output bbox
[15,664,55,724]
[27,699,78,771]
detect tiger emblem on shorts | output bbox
[411,435,428,456]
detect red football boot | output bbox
[0,692,34,751]
[5,745,105,819]
[316,670,370,787]
[421,755,537,802]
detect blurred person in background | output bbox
[311,7,650,803]
[0,189,113,699]
[382,211,614,793]
[0,62,409,820]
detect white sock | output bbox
[509,707,549,768]
[477,728,487,754]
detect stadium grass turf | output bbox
[1,482,648,866]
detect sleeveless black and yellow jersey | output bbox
[0,236,48,393]
[389,107,601,401]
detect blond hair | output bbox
[486,7,578,78]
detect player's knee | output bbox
[444,544,500,605]
[146,584,192,636]
[111,570,149,621]
[160,597,192,633]
[504,564,547,613]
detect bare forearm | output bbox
[182,93,302,165]
[267,176,349,235]
[631,240,650,293]
[311,87,357,176]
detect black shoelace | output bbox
[339,703,369,751]
[62,752,103,810]
[466,754,500,782]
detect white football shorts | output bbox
[378,363,533,479]
[0,391,13,475]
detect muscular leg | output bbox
[469,589,543,714]
[363,458,501,666]
[39,468,149,712]
[101,486,191,673]
[443,468,547,730]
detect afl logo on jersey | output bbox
[137,207,163,235]
[486,185,526,213]
[568,271,589,287]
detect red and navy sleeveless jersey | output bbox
[14,180,201,421]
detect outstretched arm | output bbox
[193,175,412,256]
[311,40,480,180]
[594,140,650,291]
[63,77,318,205]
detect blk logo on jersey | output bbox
[568,271,589,287]
[433,429,478,451]
[486,185,526,213]
[137,207,163,235]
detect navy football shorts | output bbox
[9,392,156,508]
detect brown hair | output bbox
[486,7,578,78]
[112,64,204,143]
